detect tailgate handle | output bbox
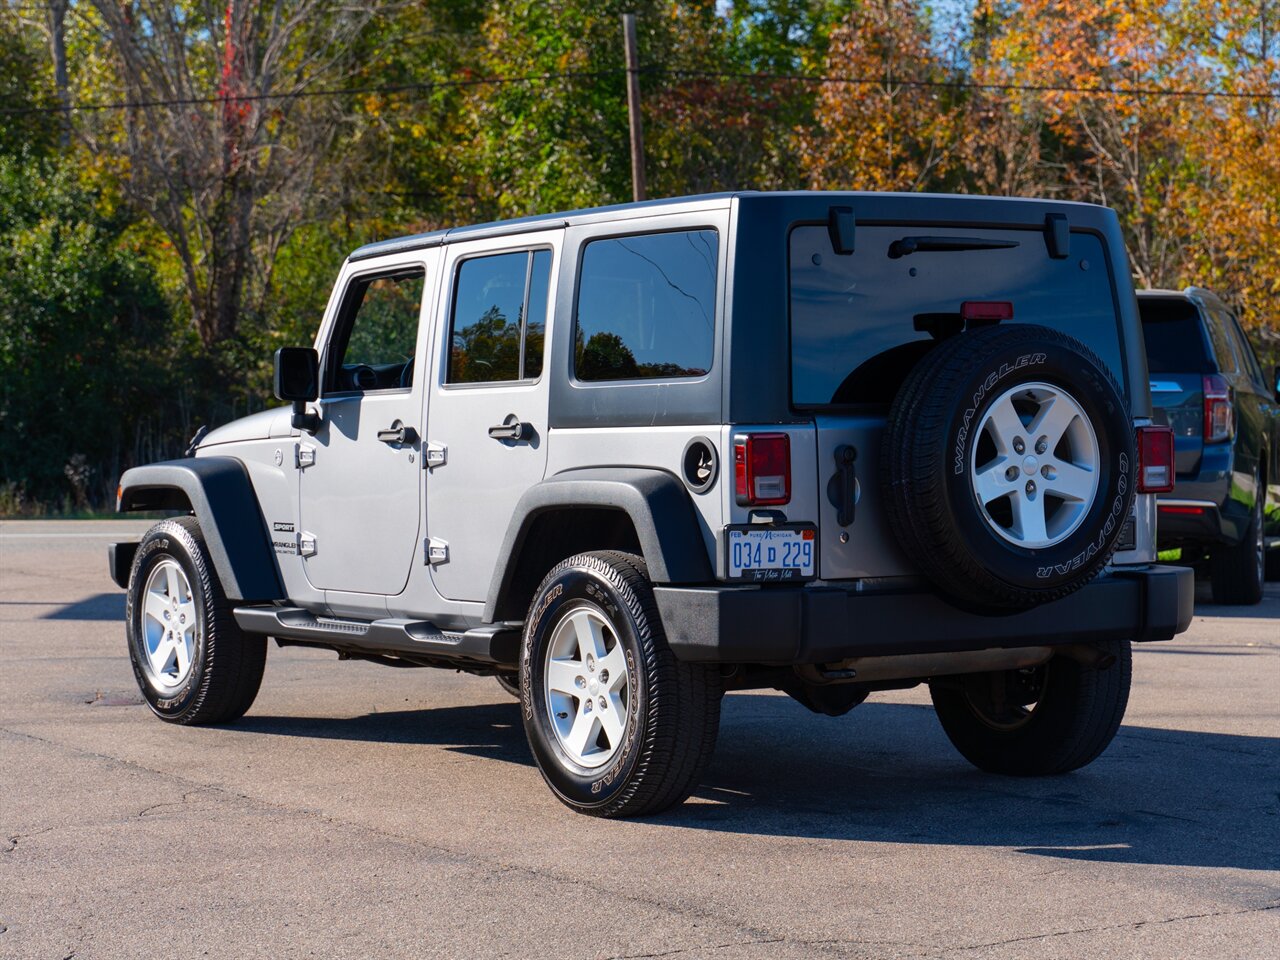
[832,444,858,527]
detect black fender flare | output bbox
[117,457,284,602]
[484,467,714,623]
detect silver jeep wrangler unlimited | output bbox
[111,192,1195,817]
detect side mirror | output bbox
[274,347,321,433]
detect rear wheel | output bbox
[126,517,266,724]
[520,551,722,817]
[929,641,1131,775]
[495,672,521,699]
[1210,484,1265,605]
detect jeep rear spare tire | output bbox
[883,324,1134,611]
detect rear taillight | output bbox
[1203,374,1233,443]
[734,433,790,506]
[1137,425,1176,493]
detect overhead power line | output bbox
[2,66,1276,117]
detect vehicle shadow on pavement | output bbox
[235,702,534,764]
[235,694,1279,873]
[28,593,127,620]
[669,698,1280,873]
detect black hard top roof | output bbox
[347,190,1109,263]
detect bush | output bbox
[0,154,180,512]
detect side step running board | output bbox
[233,606,520,665]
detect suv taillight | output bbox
[734,433,790,506]
[1137,425,1176,493]
[1203,374,1233,443]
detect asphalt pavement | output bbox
[1,519,1277,959]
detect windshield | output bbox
[789,224,1126,406]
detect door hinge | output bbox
[423,441,447,469]
[296,444,317,469]
[425,537,449,565]
[299,532,317,557]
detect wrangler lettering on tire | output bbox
[883,324,1135,611]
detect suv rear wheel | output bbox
[929,640,1131,775]
[1210,481,1265,605]
[520,551,722,817]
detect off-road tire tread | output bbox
[1209,482,1265,605]
[526,551,722,818]
[882,325,1131,610]
[930,639,1131,775]
[129,517,266,725]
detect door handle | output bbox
[377,420,418,445]
[488,414,533,442]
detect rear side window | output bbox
[1207,307,1241,375]
[574,229,717,381]
[1227,313,1267,387]
[448,249,552,384]
[788,225,1125,406]
[1138,297,1209,373]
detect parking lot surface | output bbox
[1,519,1277,959]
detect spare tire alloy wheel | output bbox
[971,382,1100,548]
[883,325,1135,610]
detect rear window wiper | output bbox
[888,236,1020,259]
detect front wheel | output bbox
[520,551,722,818]
[929,640,1131,775]
[126,517,266,724]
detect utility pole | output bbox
[622,12,646,202]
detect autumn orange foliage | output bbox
[801,0,1278,346]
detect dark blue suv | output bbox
[1138,287,1280,604]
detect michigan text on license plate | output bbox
[726,525,816,581]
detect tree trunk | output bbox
[46,0,70,147]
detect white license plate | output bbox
[726,525,816,582]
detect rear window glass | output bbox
[1138,298,1209,373]
[575,229,717,381]
[789,225,1125,406]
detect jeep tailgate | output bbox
[789,223,1129,583]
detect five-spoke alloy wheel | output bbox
[138,558,198,693]
[520,551,722,818]
[126,516,266,724]
[971,381,1100,548]
[882,324,1135,610]
[544,606,631,768]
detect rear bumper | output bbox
[1156,499,1233,546]
[654,564,1194,664]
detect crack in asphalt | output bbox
[0,726,896,960]
[934,902,1280,957]
[136,790,210,817]
[6,724,1275,960]
[608,936,939,960]
[3,826,54,854]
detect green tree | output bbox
[0,155,177,510]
